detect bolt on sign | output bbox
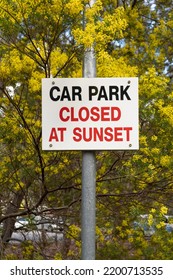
[42,78,139,150]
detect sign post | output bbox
[42,75,138,259]
[82,43,96,259]
[42,76,138,259]
[81,0,96,259]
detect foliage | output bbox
[0,0,173,259]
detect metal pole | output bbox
[81,0,96,260]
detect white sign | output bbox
[42,78,139,150]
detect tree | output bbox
[0,0,84,248]
[0,0,173,259]
[94,0,173,259]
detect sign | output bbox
[42,78,139,150]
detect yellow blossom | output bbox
[148,214,154,226]
[156,221,165,229]
[151,135,158,141]
[122,220,128,227]
[160,206,168,215]
[160,156,171,167]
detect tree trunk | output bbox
[1,189,24,243]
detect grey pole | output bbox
[81,0,96,260]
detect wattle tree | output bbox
[0,0,172,259]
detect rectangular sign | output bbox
[42,78,139,150]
